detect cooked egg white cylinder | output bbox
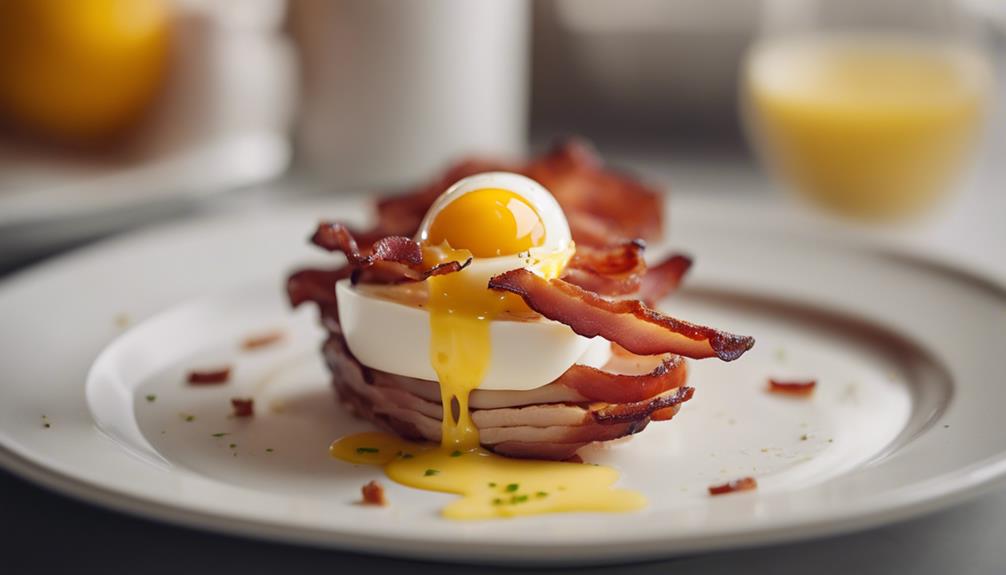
[337,279,610,390]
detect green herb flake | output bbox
[180,413,195,422]
[450,450,462,457]
[265,448,274,453]
[228,443,237,449]
[536,491,548,498]
[211,432,228,438]
[424,468,439,477]
[145,394,157,403]
[800,434,809,441]
[355,447,379,454]
[492,498,503,505]
[505,483,519,493]
[488,482,497,488]
[511,494,529,504]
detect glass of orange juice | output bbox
[742,0,995,220]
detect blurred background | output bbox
[0,0,1003,275]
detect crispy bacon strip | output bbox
[371,139,663,247]
[708,477,758,496]
[525,139,663,245]
[309,222,471,284]
[311,222,421,267]
[591,386,694,424]
[287,268,349,307]
[767,379,817,397]
[488,269,754,361]
[562,240,648,295]
[553,355,687,404]
[638,254,693,307]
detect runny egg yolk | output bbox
[330,187,646,519]
[425,188,546,257]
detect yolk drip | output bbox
[331,188,644,519]
[425,188,546,257]
[330,432,645,520]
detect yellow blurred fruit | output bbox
[0,0,171,143]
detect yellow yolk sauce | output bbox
[331,188,645,518]
[330,432,645,519]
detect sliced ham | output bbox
[325,333,693,460]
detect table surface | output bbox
[2,150,1005,574]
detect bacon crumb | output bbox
[708,477,758,496]
[231,397,254,417]
[187,367,232,385]
[767,379,817,397]
[241,330,285,350]
[361,480,387,506]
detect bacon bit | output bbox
[241,330,285,350]
[231,397,254,417]
[708,477,758,496]
[489,269,754,361]
[768,379,817,397]
[361,480,387,506]
[187,367,232,385]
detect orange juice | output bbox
[744,35,992,219]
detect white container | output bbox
[289,0,530,189]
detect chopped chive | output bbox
[145,394,157,402]
[536,491,548,498]
[228,443,237,449]
[180,413,195,422]
[505,483,519,493]
[211,432,228,438]
[356,447,379,454]
[492,498,503,505]
[265,448,274,453]
[488,482,497,488]
[424,469,439,476]
[511,494,528,504]
[450,450,462,457]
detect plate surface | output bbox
[0,196,1004,565]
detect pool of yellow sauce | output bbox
[331,188,645,519]
[331,432,644,519]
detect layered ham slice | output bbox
[324,332,693,460]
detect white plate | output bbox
[0,196,1004,565]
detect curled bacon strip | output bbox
[310,222,471,283]
[562,240,648,296]
[488,269,754,361]
[638,254,693,307]
[311,222,421,267]
[591,386,694,424]
[554,355,687,404]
